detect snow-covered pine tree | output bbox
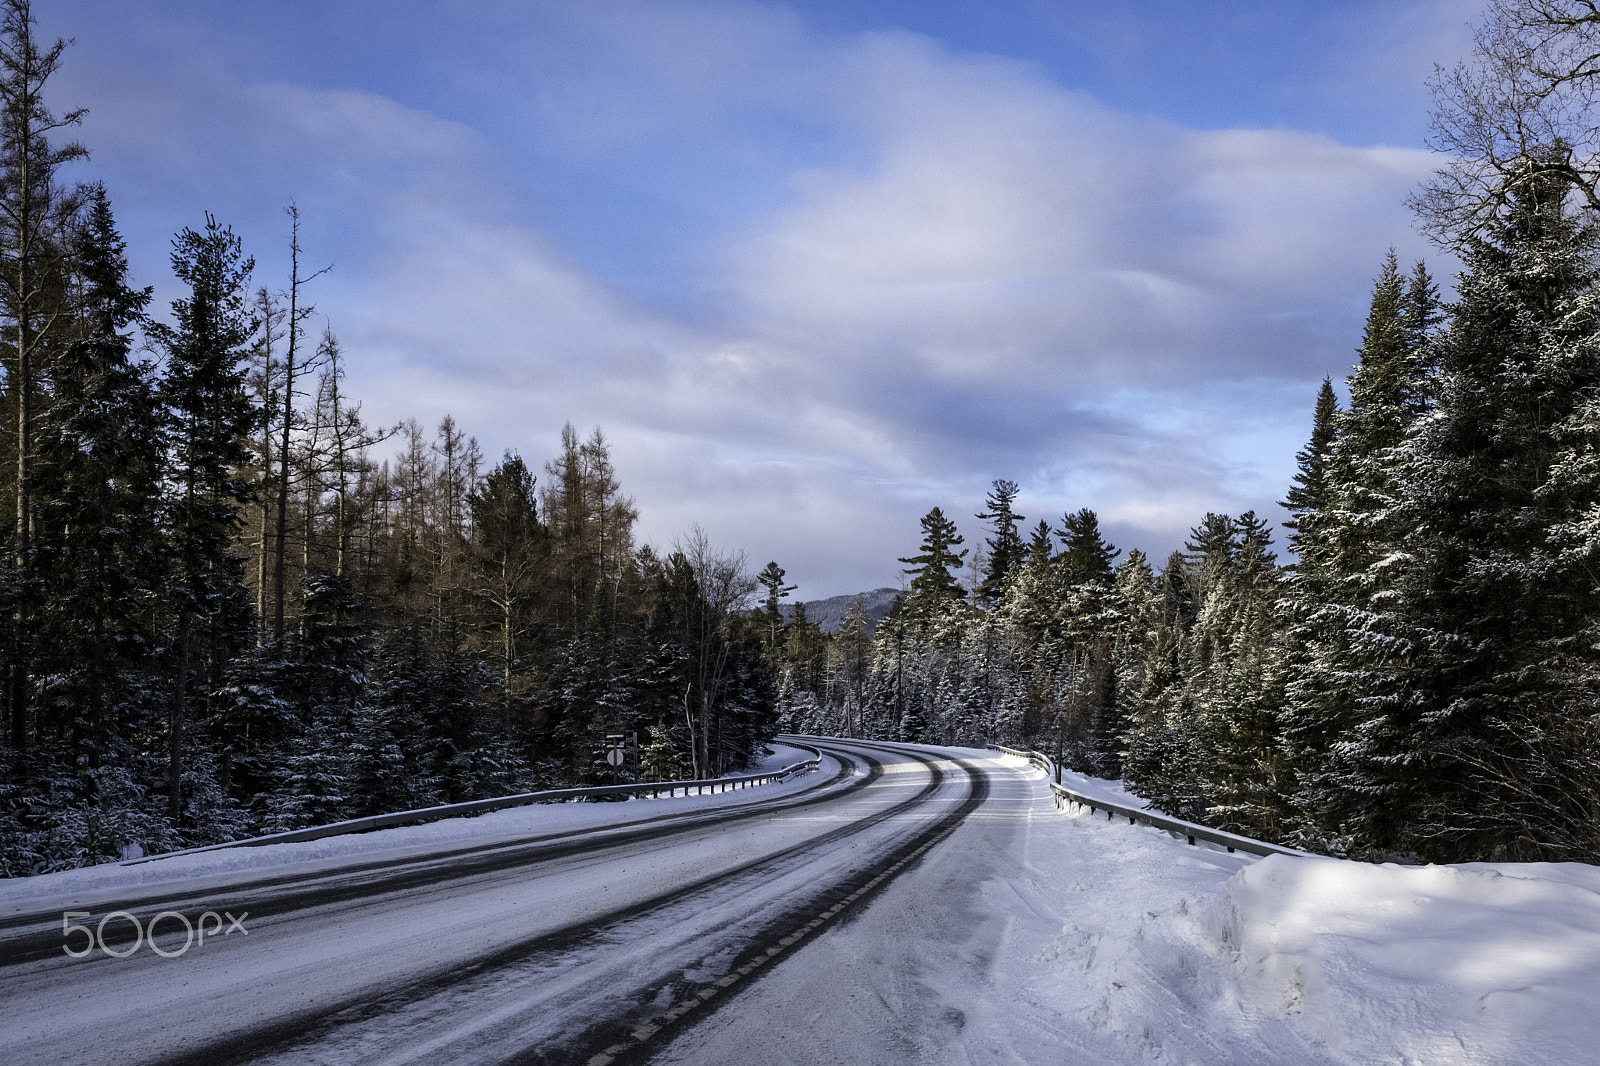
[1093,549,1158,778]
[1274,379,1345,847]
[1280,254,1435,852]
[975,480,1026,608]
[1053,508,1120,657]
[1349,162,1600,861]
[153,215,259,825]
[1281,378,1340,559]
[262,572,371,830]
[998,521,1059,641]
[1122,560,1207,820]
[1191,515,1288,840]
[898,507,968,621]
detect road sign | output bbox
[605,734,626,767]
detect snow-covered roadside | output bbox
[992,752,1600,1065]
[0,743,823,912]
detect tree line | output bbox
[770,198,1598,865]
[765,0,1600,865]
[0,1,775,874]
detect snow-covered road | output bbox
[6,740,1600,1065]
[0,740,999,1065]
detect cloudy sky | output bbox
[45,0,1478,597]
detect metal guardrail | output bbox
[124,745,824,866]
[993,745,1306,859]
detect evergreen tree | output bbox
[31,187,158,754]
[1053,507,1121,657]
[975,479,1025,607]
[1402,258,1445,406]
[1277,380,1356,848]
[833,597,871,736]
[152,214,258,823]
[999,519,1060,638]
[371,624,490,804]
[1280,377,1339,559]
[898,507,967,618]
[1278,255,1436,850]
[1348,166,1600,861]
[1191,516,1287,839]
[1123,614,1207,821]
[755,560,796,658]
[1093,549,1157,777]
[1025,520,1053,565]
[1055,508,1119,586]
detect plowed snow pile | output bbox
[1015,761,1600,1065]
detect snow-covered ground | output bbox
[662,750,1600,1065]
[4,742,1597,1065]
[1034,757,1600,1064]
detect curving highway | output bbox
[0,740,1037,1066]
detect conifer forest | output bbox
[7,0,1600,873]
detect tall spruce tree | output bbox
[1281,378,1339,559]
[1123,550,1205,819]
[1348,164,1600,861]
[1279,254,1434,852]
[31,187,157,753]
[1096,548,1158,777]
[1190,514,1287,839]
[1276,382,1343,846]
[154,215,257,823]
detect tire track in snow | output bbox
[574,742,992,1066]
[118,746,902,1065]
[138,744,978,1066]
[0,749,866,966]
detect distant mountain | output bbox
[779,587,901,633]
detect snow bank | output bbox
[1200,855,1600,1064]
[0,743,823,912]
[997,751,1600,1064]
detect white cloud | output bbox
[299,14,1449,593]
[60,1,1464,596]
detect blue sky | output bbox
[46,0,1479,596]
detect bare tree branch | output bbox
[1413,0,1600,244]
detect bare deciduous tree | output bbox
[1415,0,1600,242]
